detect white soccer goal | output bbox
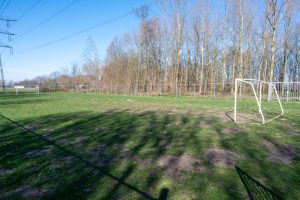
[234,79,284,124]
[15,85,39,95]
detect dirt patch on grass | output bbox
[223,127,248,138]
[14,186,48,198]
[198,119,215,129]
[205,148,240,168]
[223,111,261,123]
[218,112,234,122]
[0,168,11,175]
[25,146,52,157]
[283,124,300,136]
[157,154,205,179]
[287,130,300,136]
[263,140,300,165]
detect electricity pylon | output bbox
[0,16,16,91]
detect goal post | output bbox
[234,79,284,124]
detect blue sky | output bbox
[1,0,160,81]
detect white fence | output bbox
[3,82,298,102]
[0,85,39,95]
[273,82,300,102]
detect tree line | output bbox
[12,0,300,95]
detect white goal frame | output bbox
[234,79,284,124]
[15,85,40,95]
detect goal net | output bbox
[234,79,284,124]
[15,85,39,95]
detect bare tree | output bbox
[82,38,102,91]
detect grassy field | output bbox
[0,93,299,199]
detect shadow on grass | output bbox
[0,94,53,106]
[0,112,171,200]
[3,107,288,199]
[235,166,282,200]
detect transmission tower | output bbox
[0,16,16,90]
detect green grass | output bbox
[0,93,299,199]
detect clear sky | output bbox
[1,0,160,81]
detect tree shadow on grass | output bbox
[0,111,170,200]
[0,94,55,106]
[235,166,282,200]
[0,109,254,199]
[211,115,300,199]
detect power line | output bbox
[0,0,42,54]
[0,0,6,11]
[15,0,159,55]
[17,0,43,21]
[15,0,80,39]
[0,0,10,16]
[15,12,132,54]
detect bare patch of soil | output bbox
[283,124,300,136]
[287,130,300,136]
[223,111,260,123]
[236,113,261,123]
[205,148,240,168]
[263,140,300,165]
[0,168,11,175]
[14,186,48,198]
[25,146,52,157]
[199,119,215,129]
[223,127,248,138]
[157,154,205,179]
[218,112,234,122]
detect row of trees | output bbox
[12,0,300,96]
[102,0,300,94]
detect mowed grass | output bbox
[0,93,299,199]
